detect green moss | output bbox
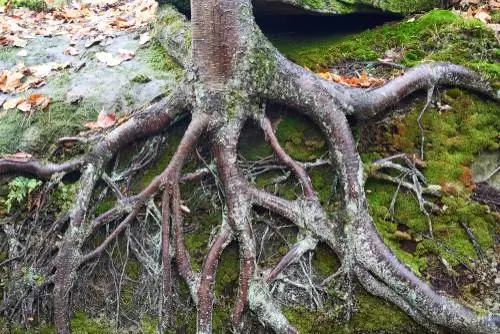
[275,114,327,162]
[491,10,500,24]
[285,0,438,14]
[274,10,499,85]
[159,0,190,14]
[140,316,158,334]
[0,0,45,10]
[131,123,186,193]
[0,111,26,154]
[238,123,272,161]
[349,291,418,332]
[69,312,113,334]
[0,99,97,156]
[213,243,239,332]
[363,89,498,271]
[283,289,417,333]
[140,41,181,74]
[312,243,340,277]
[131,74,151,83]
[7,322,55,334]
[51,182,78,213]
[388,92,498,190]
[0,47,17,62]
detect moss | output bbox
[159,0,190,14]
[491,10,500,24]
[95,196,116,216]
[274,10,499,86]
[283,289,417,333]
[0,99,97,156]
[0,111,25,154]
[213,243,239,332]
[349,291,418,332]
[139,41,181,74]
[183,209,222,271]
[312,243,340,278]
[131,122,186,193]
[0,0,45,10]
[388,92,499,191]
[0,46,17,62]
[140,316,158,334]
[7,322,55,334]
[131,74,151,83]
[69,312,114,334]
[362,89,498,272]
[275,114,327,162]
[120,260,141,311]
[51,182,78,213]
[238,123,272,161]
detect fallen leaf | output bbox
[84,110,117,129]
[139,32,150,45]
[180,205,191,214]
[3,97,23,110]
[85,35,106,48]
[64,47,80,56]
[12,37,27,48]
[17,100,32,112]
[29,64,53,77]
[475,11,491,23]
[95,51,113,64]
[0,71,24,93]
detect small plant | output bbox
[0,0,48,11]
[3,177,41,213]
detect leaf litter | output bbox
[1,0,155,119]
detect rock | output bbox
[0,31,180,154]
[254,0,442,15]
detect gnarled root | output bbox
[1,16,498,334]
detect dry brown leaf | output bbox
[17,100,32,112]
[3,97,23,110]
[475,11,491,23]
[118,48,135,61]
[0,71,24,93]
[316,70,385,88]
[29,64,53,77]
[84,111,117,129]
[95,51,113,64]
[139,32,150,45]
[12,36,27,48]
[64,47,80,56]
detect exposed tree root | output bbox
[1,2,499,334]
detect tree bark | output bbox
[0,0,498,333]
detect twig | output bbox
[417,86,435,160]
[458,220,485,260]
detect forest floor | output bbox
[0,1,499,333]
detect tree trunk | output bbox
[0,0,498,333]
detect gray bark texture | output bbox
[0,0,498,333]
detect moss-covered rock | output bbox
[0,33,181,156]
[282,0,439,14]
[275,10,499,86]
[173,0,441,15]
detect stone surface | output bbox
[254,0,440,15]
